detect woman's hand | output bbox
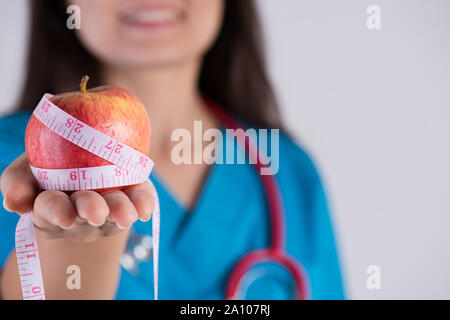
[0,153,155,243]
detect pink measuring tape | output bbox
[15,93,160,300]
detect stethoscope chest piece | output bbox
[120,229,153,276]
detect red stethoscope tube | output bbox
[206,100,309,300]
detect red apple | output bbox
[25,75,151,191]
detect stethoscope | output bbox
[120,99,309,300]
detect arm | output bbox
[0,153,154,299]
[1,228,129,300]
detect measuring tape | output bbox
[15,93,160,300]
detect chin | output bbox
[106,47,196,70]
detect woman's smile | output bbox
[118,3,186,30]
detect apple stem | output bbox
[80,75,89,94]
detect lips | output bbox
[119,7,185,27]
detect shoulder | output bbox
[252,128,328,217]
[0,112,31,136]
[239,127,325,201]
[0,112,30,168]
[274,132,331,232]
[275,131,324,193]
[0,112,29,269]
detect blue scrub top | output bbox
[0,112,345,300]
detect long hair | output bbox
[17,0,283,129]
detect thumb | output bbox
[1,153,40,214]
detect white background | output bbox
[1,0,449,299]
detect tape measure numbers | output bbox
[15,94,160,300]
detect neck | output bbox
[102,61,213,155]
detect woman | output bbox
[0,0,344,299]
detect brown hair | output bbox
[17,0,283,129]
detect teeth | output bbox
[123,9,180,24]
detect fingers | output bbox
[33,191,77,230]
[1,152,154,243]
[70,191,110,226]
[124,182,155,222]
[102,190,138,229]
[0,153,39,213]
